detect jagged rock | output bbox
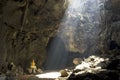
[67,53,120,80]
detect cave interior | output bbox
[0,0,120,80]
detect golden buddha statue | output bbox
[30,59,37,73]
[30,59,36,69]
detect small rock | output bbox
[59,70,68,77]
[73,58,82,65]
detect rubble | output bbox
[56,52,120,80]
[74,55,109,73]
[67,53,120,80]
[0,51,119,80]
[35,52,120,80]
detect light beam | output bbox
[44,0,105,70]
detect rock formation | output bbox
[0,0,120,74]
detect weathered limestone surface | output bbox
[0,0,66,72]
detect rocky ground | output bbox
[31,50,120,80]
[0,50,118,80]
[64,50,120,80]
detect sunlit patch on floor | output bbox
[74,55,109,74]
[36,55,109,79]
[36,72,61,79]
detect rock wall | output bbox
[0,0,66,72]
[0,0,120,72]
[99,0,120,53]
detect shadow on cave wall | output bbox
[43,36,69,70]
[43,36,81,70]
